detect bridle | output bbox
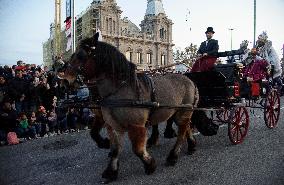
[64,44,129,101]
[64,44,96,80]
[61,61,86,87]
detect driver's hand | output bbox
[247,77,253,82]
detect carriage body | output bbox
[185,60,280,144]
[185,63,243,108]
[185,63,270,107]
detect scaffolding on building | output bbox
[54,0,62,58]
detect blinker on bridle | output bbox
[65,43,96,82]
[85,44,96,56]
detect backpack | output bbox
[7,132,19,145]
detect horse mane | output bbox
[80,38,137,87]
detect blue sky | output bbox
[0,0,283,66]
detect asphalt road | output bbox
[0,99,284,185]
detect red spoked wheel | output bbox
[264,89,280,128]
[228,106,249,145]
[216,109,230,122]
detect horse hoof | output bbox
[164,129,177,139]
[147,137,159,148]
[102,170,118,181]
[144,158,157,175]
[107,151,112,157]
[97,138,110,149]
[102,166,118,181]
[166,158,177,166]
[100,179,112,184]
[187,148,196,155]
[166,150,178,166]
[187,137,196,154]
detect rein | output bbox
[99,80,128,101]
[61,97,197,110]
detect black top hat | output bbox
[205,27,215,34]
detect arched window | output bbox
[106,18,109,33]
[160,28,166,39]
[125,47,133,62]
[161,54,166,65]
[146,50,152,64]
[137,51,143,64]
[109,18,112,34]
[113,20,116,34]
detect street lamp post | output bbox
[253,0,256,47]
[72,0,76,53]
[282,44,284,60]
[229,28,234,50]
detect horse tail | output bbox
[189,82,198,128]
[193,82,199,108]
[190,82,218,136]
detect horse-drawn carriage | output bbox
[60,34,281,182]
[186,49,281,144]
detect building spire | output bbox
[146,0,165,16]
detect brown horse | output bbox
[63,33,199,182]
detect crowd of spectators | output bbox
[0,60,94,146]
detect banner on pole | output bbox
[65,18,72,51]
[66,0,71,19]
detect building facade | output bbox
[43,0,174,70]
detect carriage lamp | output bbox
[234,82,240,97]
[262,87,267,96]
[251,82,260,97]
[227,82,240,99]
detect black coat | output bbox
[8,77,30,101]
[197,39,219,57]
[0,83,9,103]
[0,108,18,132]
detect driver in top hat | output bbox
[197,27,219,57]
[191,27,219,72]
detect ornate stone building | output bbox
[43,0,174,70]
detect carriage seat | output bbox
[240,78,269,98]
[213,63,242,83]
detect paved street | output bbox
[0,99,284,185]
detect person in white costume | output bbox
[240,40,252,64]
[256,31,282,88]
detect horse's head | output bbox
[63,32,100,86]
[64,32,137,89]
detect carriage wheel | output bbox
[264,89,280,128]
[216,109,230,122]
[228,107,249,145]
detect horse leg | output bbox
[166,122,189,166]
[89,112,110,149]
[147,124,159,148]
[101,128,124,182]
[164,116,177,138]
[128,124,157,175]
[186,126,196,155]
